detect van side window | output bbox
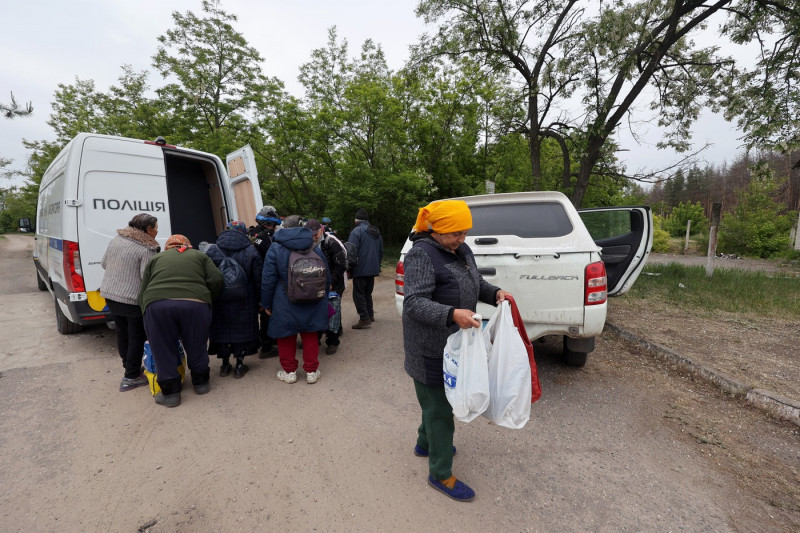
[469,202,573,238]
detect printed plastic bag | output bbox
[482,301,532,429]
[443,319,490,422]
[142,340,186,396]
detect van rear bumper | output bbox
[53,284,111,325]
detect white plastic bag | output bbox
[482,301,532,429]
[443,319,490,422]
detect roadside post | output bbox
[683,220,692,254]
[705,202,722,277]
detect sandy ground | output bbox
[1,234,798,532]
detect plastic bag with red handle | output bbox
[506,295,542,403]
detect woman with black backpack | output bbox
[260,216,330,385]
[205,220,263,378]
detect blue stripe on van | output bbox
[49,237,63,251]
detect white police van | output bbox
[395,191,653,366]
[33,133,262,334]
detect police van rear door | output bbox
[226,145,262,226]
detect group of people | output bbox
[102,199,512,503]
[100,207,384,408]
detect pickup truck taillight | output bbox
[585,261,607,305]
[63,240,86,293]
[395,261,405,295]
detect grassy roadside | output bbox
[625,263,800,318]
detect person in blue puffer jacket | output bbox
[261,215,330,385]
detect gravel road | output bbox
[1,234,798,532]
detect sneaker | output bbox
[306,369,321,384]
[351,319,372,329]
[414,445,457,457]
[119,375,148,392]
[427,475,475,502]
[325,345,338,355]
[277,370,297,384]
[193,382,210,395]
[220,362,232,377]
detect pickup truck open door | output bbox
[578,206,653,296]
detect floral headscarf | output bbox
[226,220,248,235]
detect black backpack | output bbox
[344,241,358,272]
[216,251,248,302]
[286,247,327,303]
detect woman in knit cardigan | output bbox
[100,213,160,392]
[402,200,511,502]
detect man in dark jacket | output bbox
[347,208,383,329]
[249,205,282,357]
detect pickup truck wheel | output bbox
[37,273,48,291]
[55,299,83,335]
[564,348,588,367]
[562,337,588,367]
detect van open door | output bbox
[578,206,653,296]
[226,145,263,225]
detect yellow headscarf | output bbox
[413,200,472,234]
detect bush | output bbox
[663,201,709,237]
[652,229,670,253]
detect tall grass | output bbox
[625,263,800,318]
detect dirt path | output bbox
[1,234,798,532]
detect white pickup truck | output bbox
[394,191,653,366]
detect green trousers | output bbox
[414,379,455,481]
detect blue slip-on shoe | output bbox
[414,444,456,457]
[427,475,475,502]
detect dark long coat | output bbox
[206,229,262,344]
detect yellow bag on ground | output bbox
[142,341,186,396]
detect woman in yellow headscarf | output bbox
[401,200,511,502]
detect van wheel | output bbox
[55,299,83,335]
[37,273,48,291]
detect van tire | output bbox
[37,273,48,291]
[55,299,83,335]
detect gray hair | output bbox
[281,215,303,228]
[128,213,158,232]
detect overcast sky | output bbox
[0,0,746,188]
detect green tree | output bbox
[719,165,797,258]
[414,0,800,207]
[152,0,273,152]
[99,66,170,141]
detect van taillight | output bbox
[63,240,86,293]
[585,261,607,305]
[395,261,405,295]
